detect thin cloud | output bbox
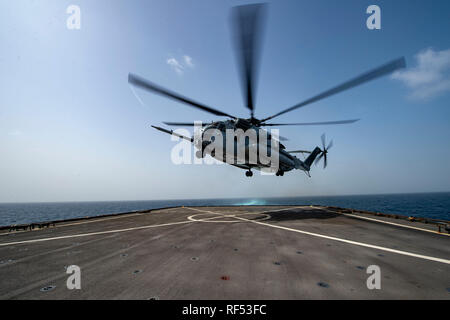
[167,54,195,75]
[391,48,450,99]
[167,57,184,75]
[183,55,194,68]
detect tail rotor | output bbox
[315,134,333,169]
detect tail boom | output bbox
[302,147,322,171]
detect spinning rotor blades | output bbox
[128,74,236,119]
[231,3,267,119]
[261,57,406,122]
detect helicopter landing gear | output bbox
[195,150,205,158]
[245,170,253,177]
[275,170,284,176]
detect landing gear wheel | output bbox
[276,170,284,176]
[245,170,253,177]
[195,150,204,158]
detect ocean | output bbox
[0,192,449,227]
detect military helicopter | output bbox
[128,4,405,177]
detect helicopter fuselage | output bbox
[193,119,310,175]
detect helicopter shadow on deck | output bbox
[251,207,340,222]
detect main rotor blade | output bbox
[286,150,312,154]
[270,134,289,142]
[163,122,208,127]
[261,119,360,126]
[151,125,193,142]
[163,121,290,140]
[129,73,236,118]
[260,57,406,122]
[231,3,267,118]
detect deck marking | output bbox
[0,214,144,236]
[0,233,120,269]
[187,206,306,216]
[247,205,449,237]
[55,207,182,228]
[315,207,450,237]
[186,206,306,223]
[0,208,241,247]
[0,220,194,247]
[234,216,450,265]
[50,213,143,228]
[187,207,450,265]
[343,213,450,236]
[0,207,183,236]
[187,209,272,223]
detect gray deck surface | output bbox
[0,205,449,299]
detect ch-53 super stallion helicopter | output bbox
[129,3,405,177]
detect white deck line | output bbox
[186,207,450,265]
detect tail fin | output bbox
[303,147,322,170]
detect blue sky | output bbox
[1,0,450,202]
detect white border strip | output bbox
[0,220,193,247]
[340,212,449,236]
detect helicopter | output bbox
[128,4,405,177]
